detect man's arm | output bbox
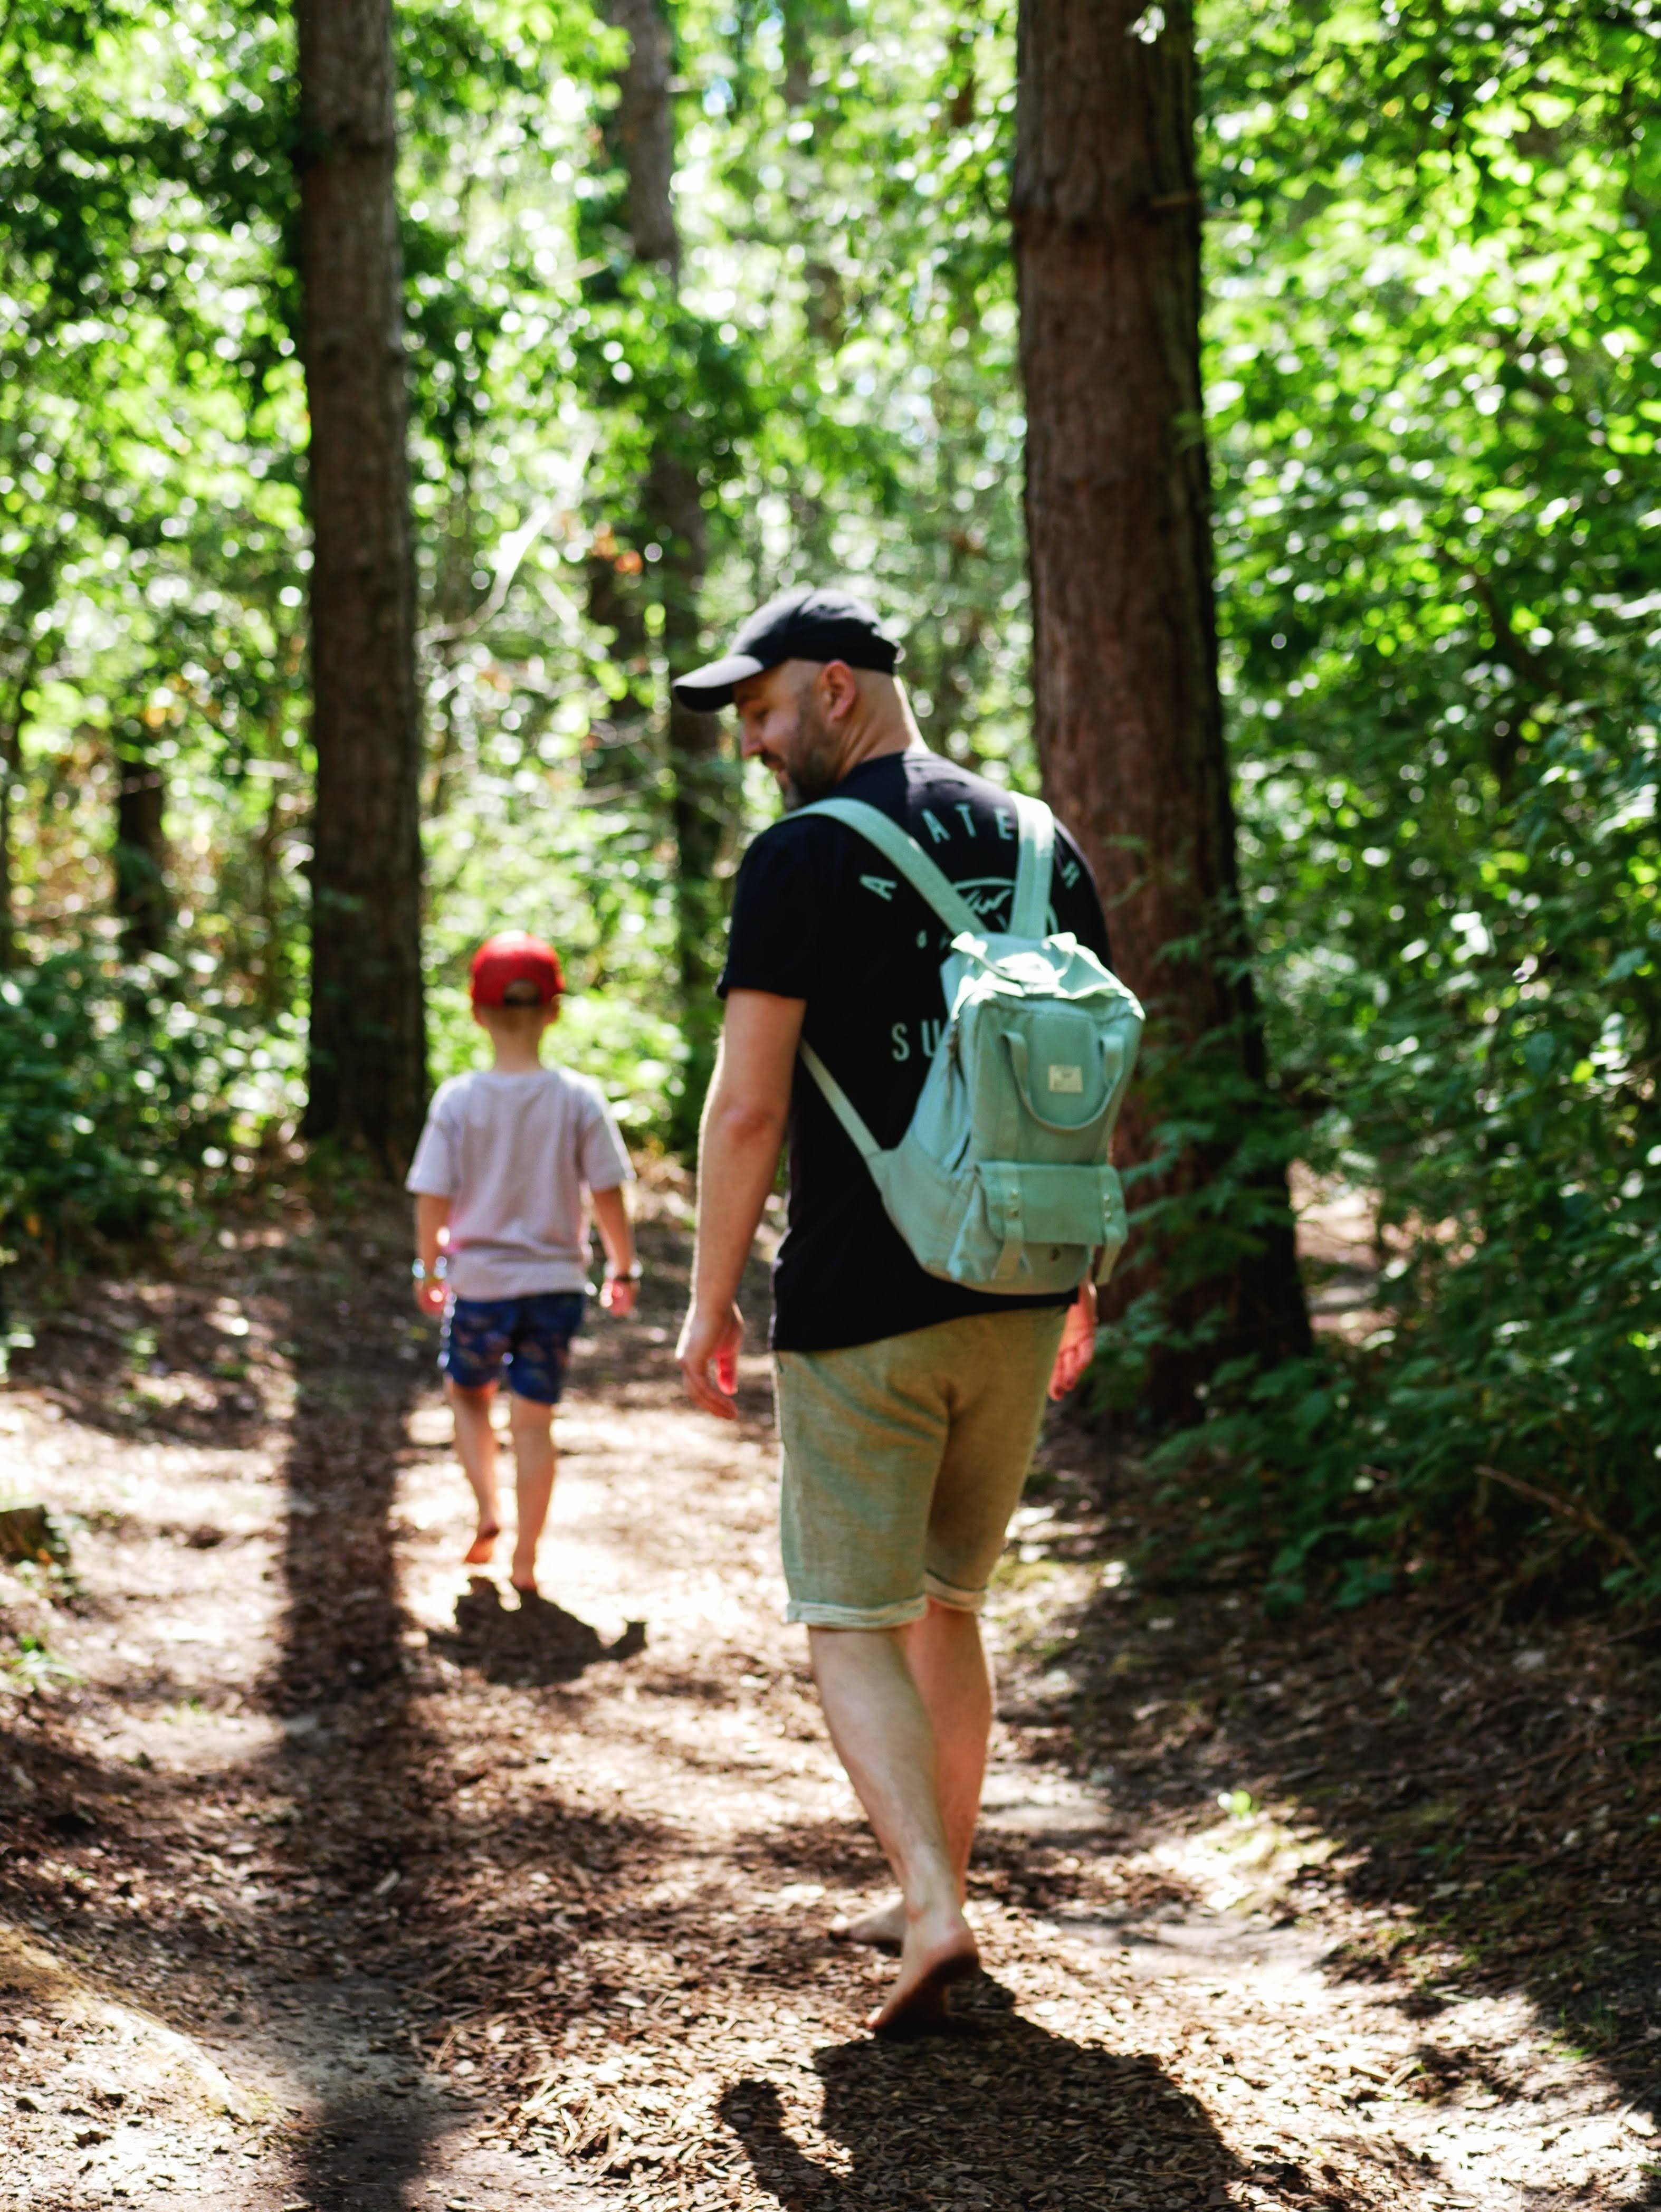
[413,1193,451,1316]
[677,988,805,1420]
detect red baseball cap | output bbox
[469,931,564,1007]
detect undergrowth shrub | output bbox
[1119,654,1661,1609]
[0,950,303,1257]
[1096,0,1661,1612]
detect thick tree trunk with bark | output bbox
[606,0,726,1150]
[294,0,426,1173]
[1014,0,1309,1416]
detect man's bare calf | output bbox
[828,1601,992,1962]
[809,1617,982,2034]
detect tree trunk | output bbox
[1013,0,1310,1419]
[606,0,726,1151]
[648,446,723,1000]
[112,715,169,961]
[0,675,27,972]
[293,0,427,1174]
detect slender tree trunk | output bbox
[584,546,654,787]
[294,0,427,1173]
[112,714,169,961]
[0,673,27,972]
[606,0,726,1150]
[1013,0,1309,1418]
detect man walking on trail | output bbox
[671,586,1113,2035]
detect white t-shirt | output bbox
[405,1065,634,1301]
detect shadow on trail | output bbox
[268,1210,658,2209]
[271,1216,435,2210]
[720,2008,1253,2212]
[1051,1447,1661,2180]
[430,1576,645,1687]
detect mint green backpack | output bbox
[795,792,1144,1295]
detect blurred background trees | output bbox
[1,0,1657,1607]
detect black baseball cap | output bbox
[671,585,903,712]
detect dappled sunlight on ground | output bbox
[0,1196,1655,2208]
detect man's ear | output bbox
[818,659,860,722]
[544,998,562,1028]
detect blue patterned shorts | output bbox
[439,1292,586,1405]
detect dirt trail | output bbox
[1,1189,1657,2211]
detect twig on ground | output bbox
[1475,1464,1646,1575]
[1384,1597,1488,1698]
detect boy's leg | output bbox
[502,1293,584,1594]
[446,1380,502,1562]
[441,1297,515,1563]
[507,1394,556,1593]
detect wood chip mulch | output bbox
[0,1183,1656,2208]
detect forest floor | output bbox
[1,1177,1658,2212]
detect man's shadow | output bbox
[719,1997,1264,2210]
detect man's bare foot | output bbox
[510,1555,538,1595]
[830,1896,905,1951]
[463,1523,500,1567]
[865,1908,979,2037]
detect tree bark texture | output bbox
[112,716,169,961]
[606,0,727,1150]
[294,0,427,1173]
[0,680,26,972]
[607,0,679,273]
[1014,0,1310,1411]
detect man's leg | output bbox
[809,1625,978,2034]
[839,1599,992,1947]
[833,1307,1067,1951]
[447,1380,502,1563]
[508,1394,556,1593]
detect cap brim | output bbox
[670,652,766,712]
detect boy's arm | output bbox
[677,988,803,1421]
[413,1194,451,1315]
[590,1184,637,1318]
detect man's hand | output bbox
[601,1273,638,1319]
[414,1276,446,1319]
[1048,1277,1099,1401]
[678,1301,744,1421]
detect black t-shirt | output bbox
[718,748,1114,1353]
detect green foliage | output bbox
[3,0,1655,1613]
[0,952,301,1250]
[1153,0,1661,1601]
[3,1631,80,1695]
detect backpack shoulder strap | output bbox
[1009,793,1056,940]
[796,797,982,939]
[798,1040,882,1161]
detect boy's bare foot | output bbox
[865,1908,979,2037]
[830,1896,905,1951]
[463,1523,500,1567]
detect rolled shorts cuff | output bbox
[922,1570,987,1613]
[785,1596,930,1631]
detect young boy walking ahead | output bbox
[405,931,638,1594]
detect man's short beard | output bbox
[778,690,843,811]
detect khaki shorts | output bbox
[774,1305,1068,1631]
